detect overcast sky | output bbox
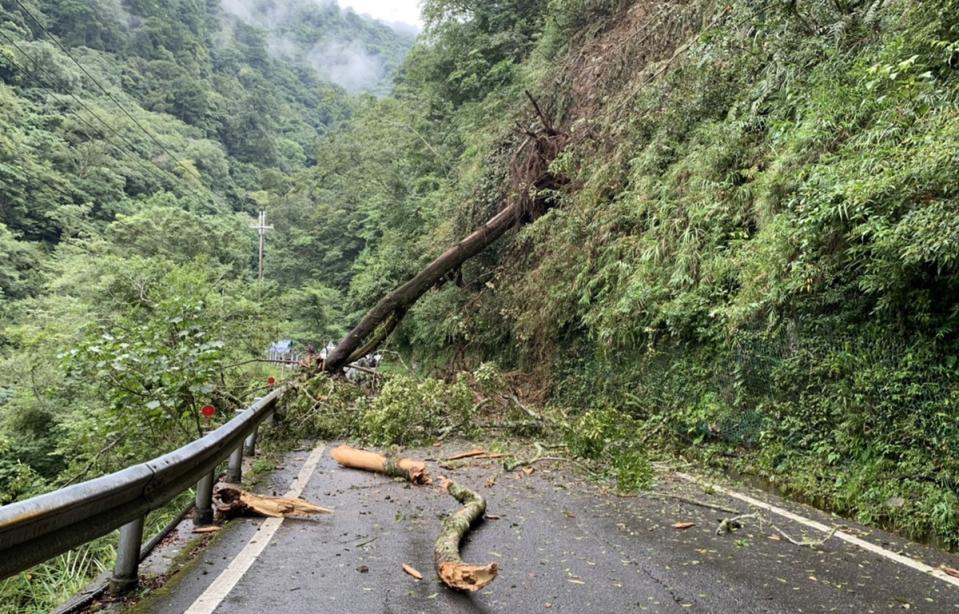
[337,0,423,29]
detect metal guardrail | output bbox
[0,387,284,591]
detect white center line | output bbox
[675,472,959,589]
[184,444,328,614]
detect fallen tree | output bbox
[329,446,498,591]
[321,94,566,373]
[321,203,523,373]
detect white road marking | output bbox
[184,444,328,614]
[675,472,959,588]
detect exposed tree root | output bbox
[330,445,431,485]
[435,476,498,592]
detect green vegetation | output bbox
[0,0,412,609]
[0,0,414,502]
[3,0,959,609]
[292,0,959,547]
[283,371,476,447]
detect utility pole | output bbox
[250,210,273,282]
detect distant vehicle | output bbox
[266,339,299,365]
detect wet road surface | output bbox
[135,442,959,613]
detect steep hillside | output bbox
[308,0,959,546]
[0,0,412,248]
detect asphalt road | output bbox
[133,442,959,613]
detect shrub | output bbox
[358,374,474,446]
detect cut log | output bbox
[330,445,431,485]
[213,485,332,518]
[434,476,498,592]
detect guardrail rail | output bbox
[0,387,284,593]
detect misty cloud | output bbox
[307,40,385,93]
[219,0,404,93]
[221,0,335,28]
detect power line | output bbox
[0,45,219,261]
[0,30,207,203]
[12,0,190,171]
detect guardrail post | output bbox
[195,471,214,525]
[244,426,258,456]
[110,516,145,593]
[227,445,243,483]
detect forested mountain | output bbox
[0,0,411,523]
[2,0,959,610]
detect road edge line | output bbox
[674,472,959,589]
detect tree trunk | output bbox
[330,445,432,484]
[322,202,521,373]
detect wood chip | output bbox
[485,514,501,520]
[672,522,696,530]
[402,563,423,580]
[192,526,221,534]
[521,466,535,476]
[943,566,959,578]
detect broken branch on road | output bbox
[773,524,839,548]
[213,485,333,518]
[651,492,741,515]
[435,476,499,592]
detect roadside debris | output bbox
[435,476,499,592]
[329,445,498,592]
[331,445,431,484]
[213,485,333,518]
[716,513,760,535]
[672,522,696,530]
[402,563,423,580]
[714,510,840,549]
[443,449,487,461]
[652,492,741,515]
[503,442,569,472]
[772,524,839,548]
